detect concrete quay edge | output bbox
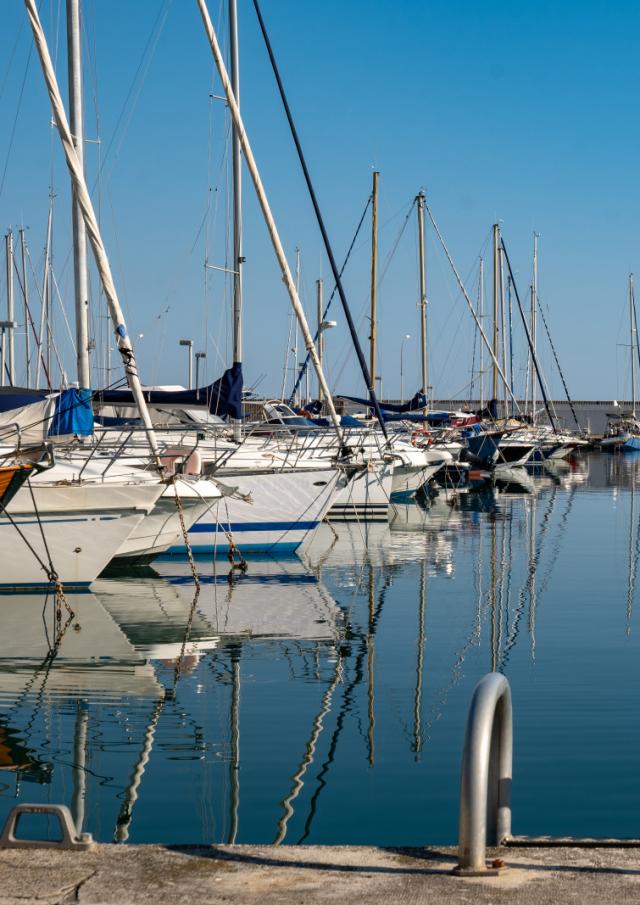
[3,842,640,904]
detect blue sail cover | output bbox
[49,388,94,437]
[0,387,48,412]
[95,363,244,420]
[338,390,428,413]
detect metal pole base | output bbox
[452,858,507,877]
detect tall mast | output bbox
[492,223,500,406]
[316,278,324,403]
[478,256,484,409]
[630,273,636,417]
[417,191,427,411]
[5,231,15,386]
[229,0,242,369]
[26,0,161,461]
[36,196,54,389]
[293,246,300,405]
[499,242,507,416]
[195,0,344,441]
[370,170,379,391]
[66,0,90,389]
[19,229,31,387]
[531,233,539,424]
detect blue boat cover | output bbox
[95,362,244,420]
[0,387,48,412]
[310,414,367,428]
[338,390,427,413]
[49,388,94,437]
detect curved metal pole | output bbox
[456,672,512,873]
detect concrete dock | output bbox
[3,843,640,904]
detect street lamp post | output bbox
[400,334,411,403]
[179,338,193,389]
[317,277,338,407]
[318,319,336,406]
[195,351,206,395]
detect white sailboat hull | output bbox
[113,479,221,563]
[168,467,345,555]
[1,482,162,590]
[328,460,394,521]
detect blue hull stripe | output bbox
[189,520,318,534]
[168,541,302,555]
[0,582,91,593]
[162,573,317,586]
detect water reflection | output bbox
[2,453,640,844]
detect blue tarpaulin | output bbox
[49,388,94,437]
[337,390,428,413]
[95,362,244,420]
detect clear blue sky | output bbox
[1,1,638,400]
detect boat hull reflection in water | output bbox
[3,454,640,844]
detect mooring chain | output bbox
[25,480,78,634]
[52,581,77,651]
[171,476,200,590]
[0,480,78,643]
[172,587,201,689]
[223,499,248,574]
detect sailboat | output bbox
[602,274,640,452]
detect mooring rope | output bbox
[171,476,200,590]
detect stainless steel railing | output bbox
[456,672,512,874]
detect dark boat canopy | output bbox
[94,363,243,420]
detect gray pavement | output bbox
[2,843,640,904]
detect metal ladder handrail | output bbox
[456,671,512,874]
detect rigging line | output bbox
[469,268,479,403]
[0,17,27,102]
[0,489,53,581]
[424,204,522,414]
[94,0,173,188]
[288,192,372,404]
[252,0,387,438]
[50,268,77,355]
[632,283,640,397]
[0,34,34,200]
[501,238,558,432]
[376,197,416,287]
[332,195,415,389]
[41,270,68,387]
[412,228,486,401]
[26,477,57,578]
[536,294,581,431]
[22,248,51,386]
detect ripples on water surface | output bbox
[3,452,640,844]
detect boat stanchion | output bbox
[453,671,512,876]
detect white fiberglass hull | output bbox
[168,467,345,555]
[1,482,162,590]
[113,479,221,563]
[328,460,394,522]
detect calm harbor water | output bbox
[3,451,640,845]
